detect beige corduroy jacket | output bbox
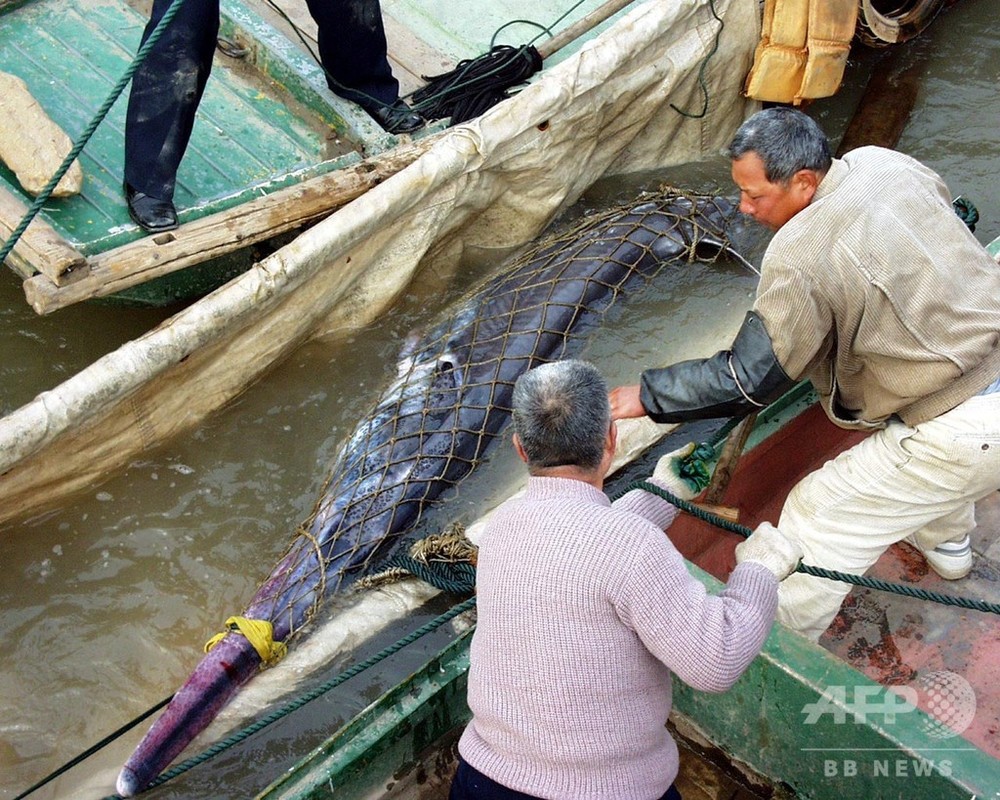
[755,146,1000,428]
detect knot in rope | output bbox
[204,616,287,667]
[362,526,478,594]
[385,557,477,594]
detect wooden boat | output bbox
[0,0,764,528]
[254,373,1000,800]
[0,0,750,315]
[0,0,428,311]
[0,0,941,315]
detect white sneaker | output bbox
[905,534,973,580]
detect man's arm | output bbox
[638,310,796,424]
[617,530,779,692]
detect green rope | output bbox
[99,596,476,799]
[0,0,190,269]
[378,554,477,594]
[669,0,723,119]
[621,479,1000,616]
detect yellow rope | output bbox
[204,616,288,667]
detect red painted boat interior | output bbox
[666,403,1000,759]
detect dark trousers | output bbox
[124,0,399,199]
[449,757,683,800]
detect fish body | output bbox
[117,191,738,796]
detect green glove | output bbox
[651,441,713,501]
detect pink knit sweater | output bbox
[458,476,778,799]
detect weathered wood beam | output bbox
[835,45,926,156]
[0,185,86,281]
[23,135,438,314]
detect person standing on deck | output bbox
[610,106,1000,641]
[123,0,423,233]
[450,359,802,800]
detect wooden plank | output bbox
[0,185,86,282]
[702,413,756,506]
[23,136,439,314]
[835,45,927,156]
[0,70,84,199]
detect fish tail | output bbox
[116,635,261,796]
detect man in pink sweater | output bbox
[450,359,802,800]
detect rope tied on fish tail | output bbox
[204,616,287,667]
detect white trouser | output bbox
[775,391,1000,640]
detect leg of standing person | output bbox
[304,0,422,133]
[124,0,219,232]
[774,392,1000,640]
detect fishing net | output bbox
[242,188,740,647]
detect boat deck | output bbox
[0,0,633,310]
[0,0,359,250]
[0,0,388,307]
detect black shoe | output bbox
[124,183,178,233]
[363,99,423,134]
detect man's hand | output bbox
[735,521,803,581]
[609,384,646,421]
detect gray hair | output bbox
[512,359,611,471]
[727,107,832,184]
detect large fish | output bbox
[116,189,740,796]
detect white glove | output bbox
[651,441,703,502]
[734,521,803,581]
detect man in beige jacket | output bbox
[610,107,1000,640]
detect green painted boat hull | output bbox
[258,629,473,800]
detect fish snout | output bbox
[116,766,142,797]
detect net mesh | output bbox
[242,189,739,645]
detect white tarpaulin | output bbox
[0,0,759,525]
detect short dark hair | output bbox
[727,107,832,184]
[512,360,610,471]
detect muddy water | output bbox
[2,0,998,797]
